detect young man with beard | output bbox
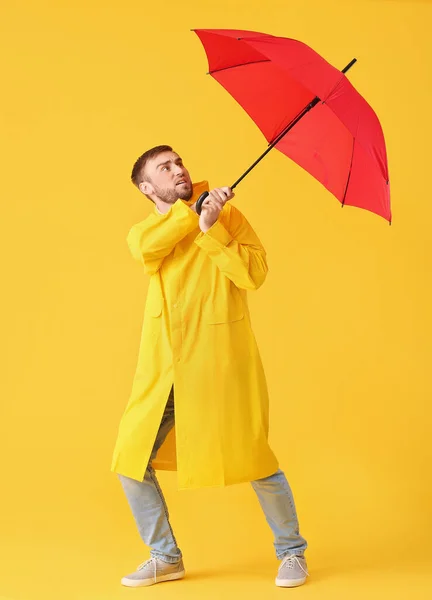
[111,145,309,588]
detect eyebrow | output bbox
[156,157,183,169]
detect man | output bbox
[111,145,309,588]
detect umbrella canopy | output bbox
[193,28,391,223]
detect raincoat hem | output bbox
[176,461,280,491]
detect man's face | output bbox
[142,151,193,204]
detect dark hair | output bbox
[131,145,173,189]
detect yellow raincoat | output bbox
[111,181,279,489]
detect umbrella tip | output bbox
[342,58,357,74]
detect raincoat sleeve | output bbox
[194,204,268,290]
[127,200,199,275]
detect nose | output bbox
[174,164,184,176]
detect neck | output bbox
[154,198,176,214]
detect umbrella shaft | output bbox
[231,97,320,190]
[231,57,357,191]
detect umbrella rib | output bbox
[209,59,271,75]
[342,136,356,206]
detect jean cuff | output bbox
[150,550,182,564]
[278,551,305,560]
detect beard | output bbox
[152,182,193,204]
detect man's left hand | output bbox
[199,187,235,233]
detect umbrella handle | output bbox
[195,191,209,215]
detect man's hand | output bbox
[199,187,235,233]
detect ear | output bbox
[139,180,154,196]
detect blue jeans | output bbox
[119,387,308,563]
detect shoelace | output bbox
[137,557,158,583]
[280,555,309,576]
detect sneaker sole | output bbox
[121,570,185,588]
[275,576,307,588]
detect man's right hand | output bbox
[199,187,234,233]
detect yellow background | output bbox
[1,0,431,598]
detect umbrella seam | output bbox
[342,136,356,206]
[209,59,271,75]
[342,110,361,205]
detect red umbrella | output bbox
[192,28,391,223]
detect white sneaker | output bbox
[121,556,185,587]
[275,554,309,587]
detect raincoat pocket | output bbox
[206,287,244,324]
[207,311,244,324]
[147,295,163,318]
